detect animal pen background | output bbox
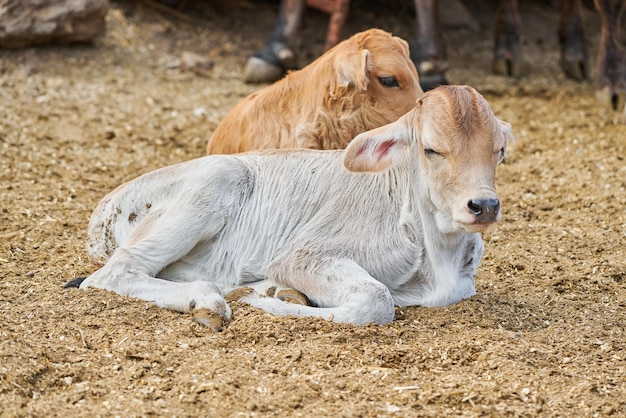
[0,0,625,416]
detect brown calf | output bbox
[206,28,423,154]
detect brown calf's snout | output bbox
[467,198,500,224]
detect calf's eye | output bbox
[378,76,399,87]
[424,148,441,157]
[498,147,505,160]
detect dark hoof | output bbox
[243,56,285,83]
[243,42,297,84]
[492,57,522,78]
[561,58,589,81]
[63,277,87,288]
[415,59,449,91]
[596,87,626,113]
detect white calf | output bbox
[71,85,513,329]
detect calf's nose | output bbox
[467,198,500,223]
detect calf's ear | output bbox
[499,119,515,146]
[336,49,370,91]
[393,36,410,56]
[343,119,410,173]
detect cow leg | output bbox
[243,0,305,83]
[594,0,626,114]
[77,208,232,331]
[413,0,449,90]
[230,279,310,305]
[307,0,350,51]
[231,258,395,325]
[493,0,522,77]
[559,0,590,80]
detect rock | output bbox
[0,0,110,49]
[178,50,214,76]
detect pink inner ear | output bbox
[375,140,395,161]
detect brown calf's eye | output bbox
[378,76,399,87]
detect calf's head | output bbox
[344,85,513,233]
[329,28,424,123]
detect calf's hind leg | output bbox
[82,259,231,331]
[74,206,232,331]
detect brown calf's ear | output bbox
[393,36,411,56]
[336,49,370,91]
[343,118,410,173]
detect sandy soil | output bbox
[1,0,625,416]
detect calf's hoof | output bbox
[63,276,87,288]
[193,309,228,332]
[225,287,257,302]
[277,289,310,306]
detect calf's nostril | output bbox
[468,199,500,222]
[467,200,482,215]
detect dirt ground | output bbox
[1,0,625,416]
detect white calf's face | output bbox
[416,88,512,233]
[343,85,513,234]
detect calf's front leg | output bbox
[233,257,396,325]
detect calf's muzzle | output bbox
[467,198,500,223]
